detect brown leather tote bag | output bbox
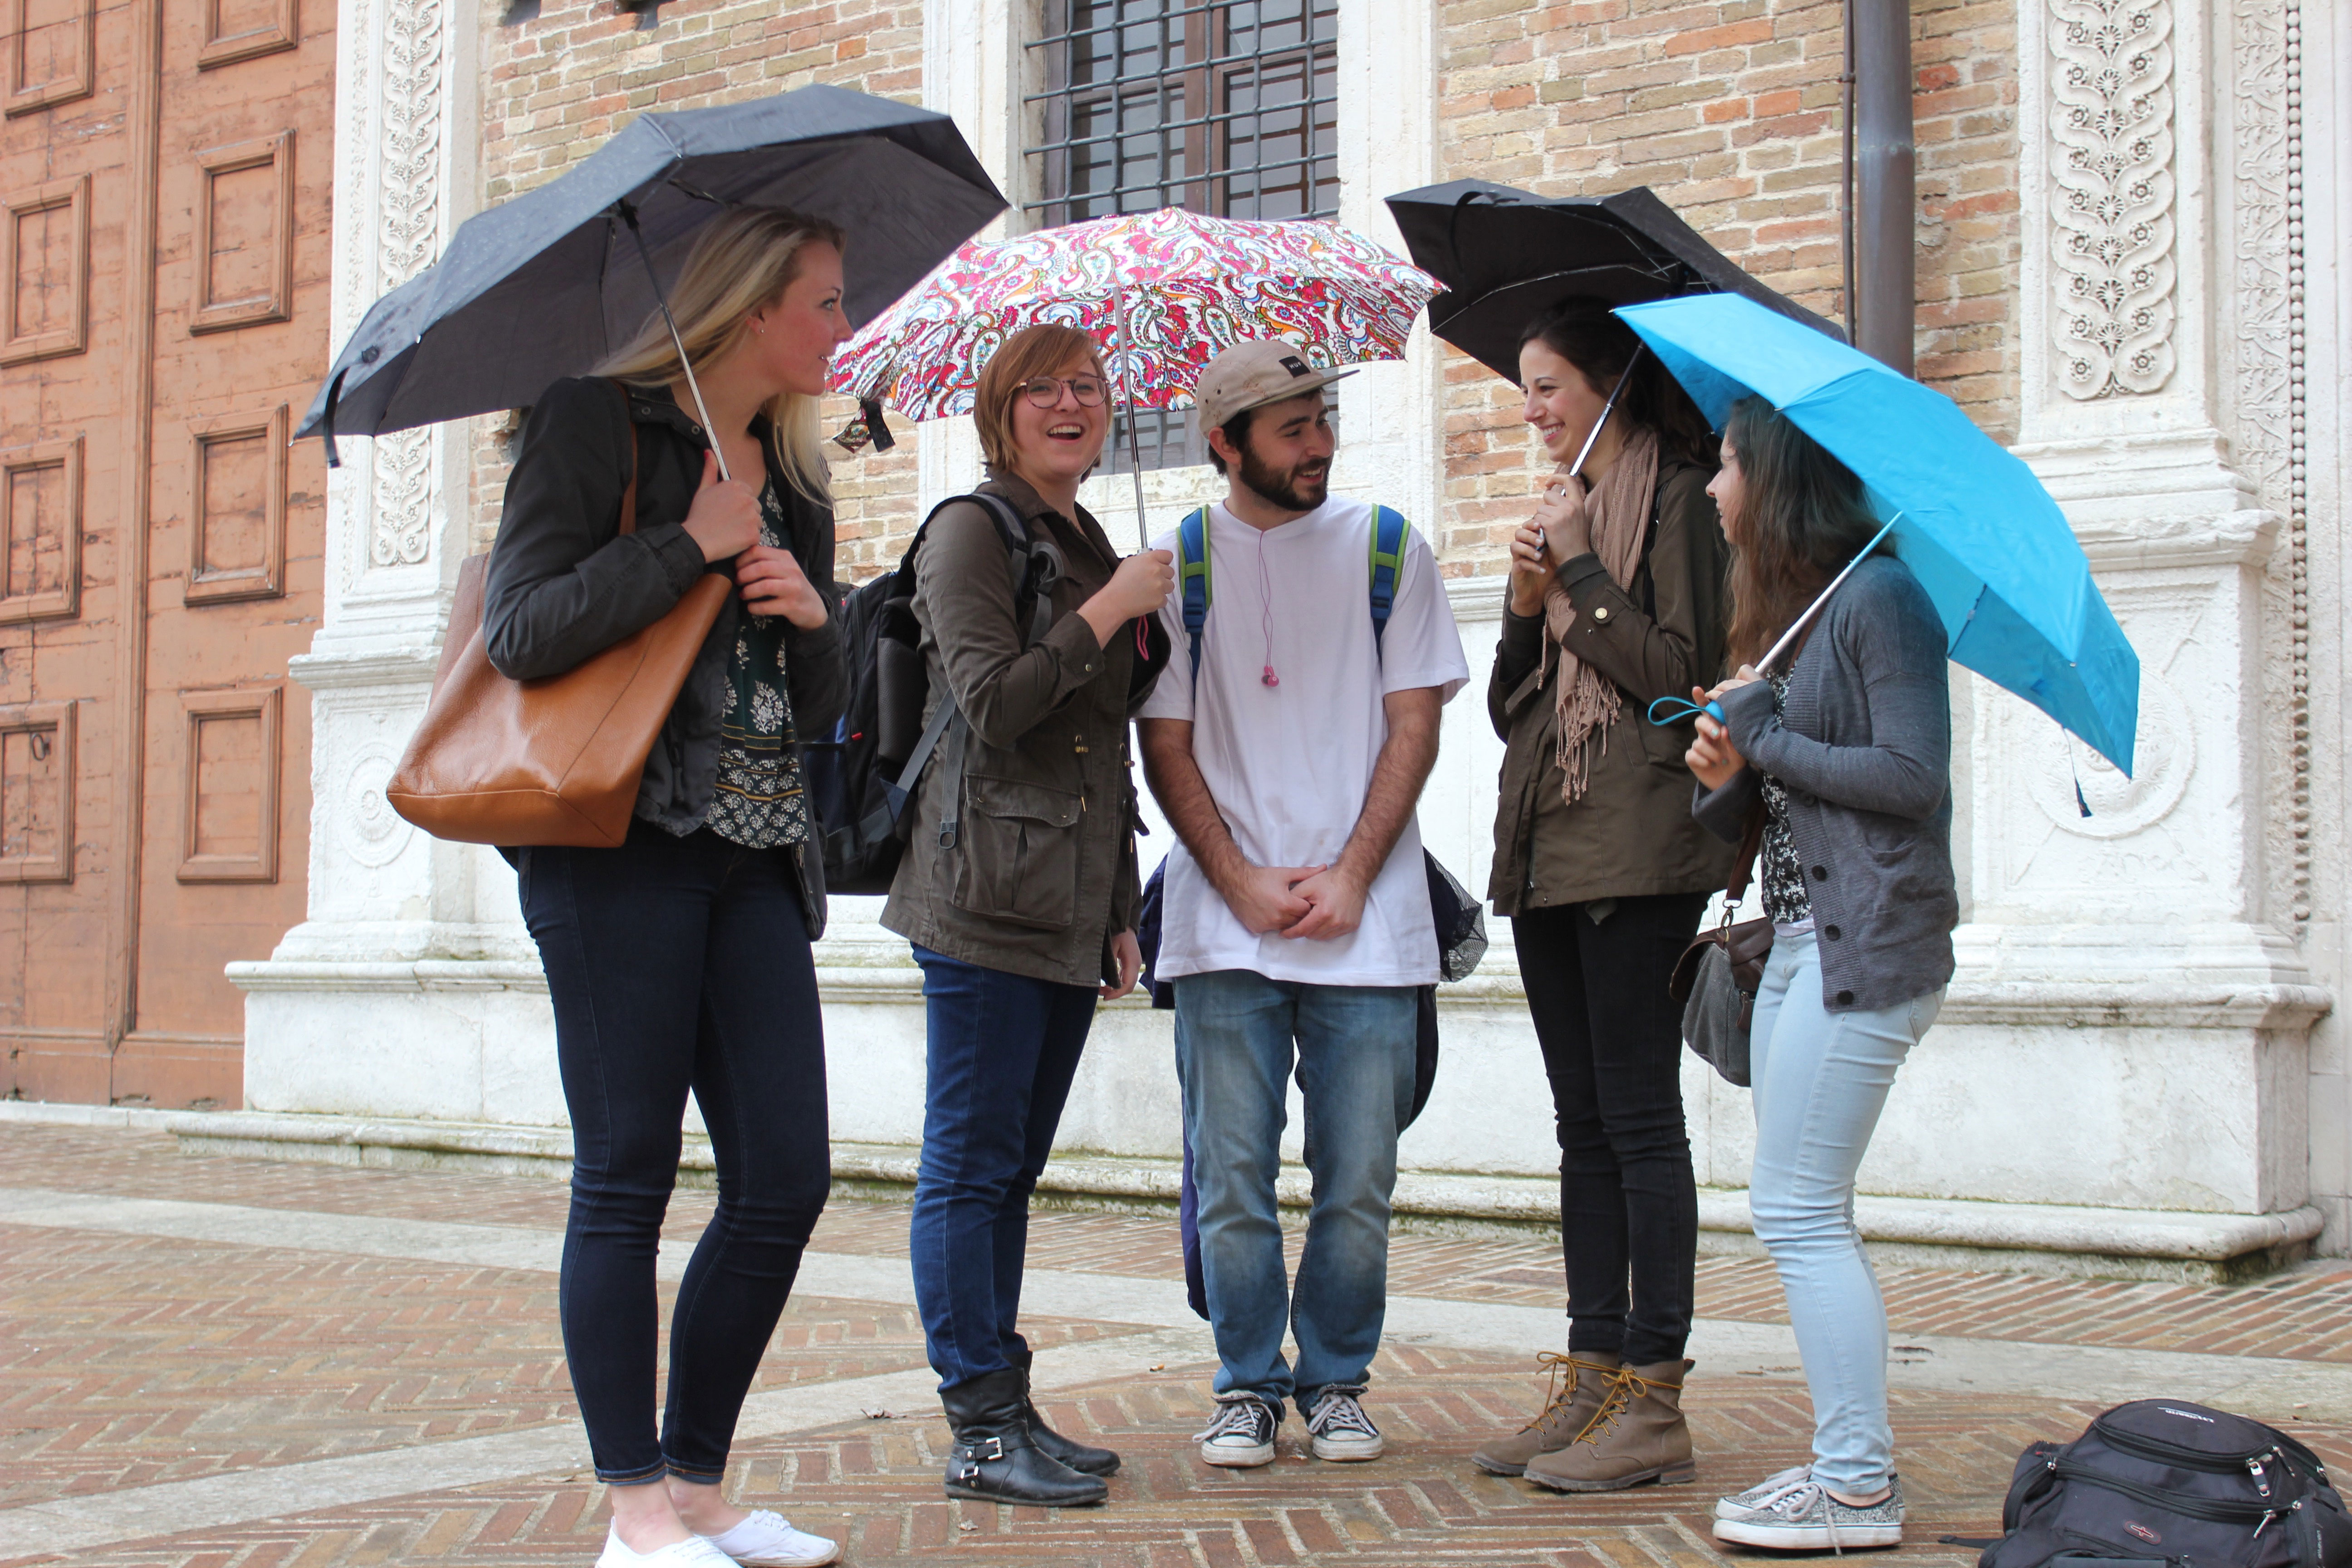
[387,387,730,848]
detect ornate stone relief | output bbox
[2048,0,2177,399]
[366,0,444,570]
[2228,0,2309,922]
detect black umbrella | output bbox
[1382,179,1843,384]
[299,84,1006,469]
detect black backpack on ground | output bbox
[1977,1400,2352,1568]
[802,492,1062,897]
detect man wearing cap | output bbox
[1137,341,1470,1469]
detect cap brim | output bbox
[1212,366,1360,426]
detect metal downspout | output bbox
[1851,0,1916,373]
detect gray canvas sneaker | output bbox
[1194,1392,1280,1467]
[1303,1385,1384,1462]
[1715,1464,1816,1519]
[1711,1470,1904,1551]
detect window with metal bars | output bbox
[1025,0,1339,472]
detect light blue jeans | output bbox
[1747,927,1943,1495]
[1172,970,1418,1414]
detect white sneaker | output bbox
[1194,1392,1280,1467]
[596,1526,739,1568]
[1303,1386,1385,1462]
[1711,1471,1905,1551]
[699,1509,841,1568]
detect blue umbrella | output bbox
[1617,292,2140,776]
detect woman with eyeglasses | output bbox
[880,322,1174,1508]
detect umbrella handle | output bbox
[617,201,732,485]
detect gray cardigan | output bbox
[1692,555,1956,1012]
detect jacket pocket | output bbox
[948,774,1082,931]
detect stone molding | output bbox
[1,1102,2316,1274]
[2048,0,2178,399]
[224,948,2332,1034]
[2226,0,2311,924]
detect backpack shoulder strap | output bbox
[1367,505,1411,655]
[1176,507,1211,687]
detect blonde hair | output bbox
[597,205,846,503]
[973,323,1108,477]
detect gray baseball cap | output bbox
[1192,340,1356,432]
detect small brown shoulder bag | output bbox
[1668,806,1773,1086]
[385,383,732,848]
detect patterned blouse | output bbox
[1758,672,1812,926]
[704,484,810,850]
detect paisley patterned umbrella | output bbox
[828,207,1442,421]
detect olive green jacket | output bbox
[880,473,1161,987]
[1486,457,1737,914]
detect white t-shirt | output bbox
[1137,496,1470,987]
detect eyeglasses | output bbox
[1021,375,1107,409]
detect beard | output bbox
[1237,441,1330,512]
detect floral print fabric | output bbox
[705,485,809,850]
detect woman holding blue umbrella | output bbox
[1684,396,1957,1552]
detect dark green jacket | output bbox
[1487,456,1735,913]
[880,473,1161,987]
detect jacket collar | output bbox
[624,380,789,493]
[980,470,1116,562]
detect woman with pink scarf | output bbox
[1471,297,1734,1494]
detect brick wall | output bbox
[467,0,2021,585]
[469,0,928,579]
[1432,0,2019,576]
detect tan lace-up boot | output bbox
[1470,1351,1621,1476]
[1523,1358,1695,1492]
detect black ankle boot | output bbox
[939,1368,1108,1506]
[1009,1346,1121,1477]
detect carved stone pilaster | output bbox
[2048,0,2176,399]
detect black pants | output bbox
[519,823,831,1485]
[1513,892,1709,1367]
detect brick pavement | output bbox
[4,1121,2349,1567]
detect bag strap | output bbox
[1725,802,1765,909]
[898,489,1059,849]
[607,378,642,537]
[1367,505,1410,654]
[1177,506,1211,686]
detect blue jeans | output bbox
[1173,970,1417,1413]
[1747,927,1944,1495]
[909,946,1097,1391]
[519,823,831,1485]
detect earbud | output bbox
[1262,666,1279,688]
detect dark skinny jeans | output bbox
[908,945,1096,1391]
[519,822,831,1485]
[1513,892,1709,1367]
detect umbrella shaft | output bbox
[1758,513,1900,674]
[619,201,732,485]
[1568,352,1641,480]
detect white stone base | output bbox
[217,897,2328,1282]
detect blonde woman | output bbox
[484,206,852,1568]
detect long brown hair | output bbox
[1517,297,1717,468]
[597,205,846,503]
[1721,396,1890,669]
